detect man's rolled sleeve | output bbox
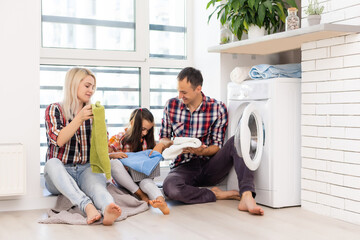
[159,102,173,139]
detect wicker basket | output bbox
[128,164,160,182]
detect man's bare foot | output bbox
[211,187,241,200]
[149,196,170,215]
[103,203,122,226]
[85,203,101,224]
[135,188,150,203]
[238,191,264,215]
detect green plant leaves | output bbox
[206,0,294,40]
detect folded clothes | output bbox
[119,150,162,176]
[162,137,202,160]
[230,66,251,84]
[249,63,301,79]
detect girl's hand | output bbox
[109,152,128,159]
[76,104,93,122]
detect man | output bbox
[154,67,263,215]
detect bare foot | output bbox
[211,187,241,200]
[135,188,150,203]
[103,203,122,226]
[85,203,101,224]
[149,196,170,215]
[238,191,264,215]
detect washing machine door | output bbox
[234,102,264,171]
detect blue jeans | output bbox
[44,158,114,214]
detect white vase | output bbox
[248,25,265,39]
[307,15,321,26]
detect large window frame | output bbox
[40,0,193,111]
[40,0,193,172]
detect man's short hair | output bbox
[177,67,203,89]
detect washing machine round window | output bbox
[233,102,264,171]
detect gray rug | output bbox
[39,184,149,225]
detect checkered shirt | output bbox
[45,103,91,165]
[160,92,228,168]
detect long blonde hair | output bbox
[61,67,96,121]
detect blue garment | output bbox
[249,63,301,79]
[119,150,163,176]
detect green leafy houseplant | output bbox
[305,0,324,15]
[207,0,297,40]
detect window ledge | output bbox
[208,23,360,55]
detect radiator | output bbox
[0,143,26,196]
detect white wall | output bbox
[192,0,221,100]
[0,0,56,211]
[300,0,360,224]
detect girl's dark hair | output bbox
[122,108,155,152]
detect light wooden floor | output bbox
[1,200,359,240]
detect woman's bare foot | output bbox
[85,203,101,224]
[211,187,241,200]
[103,203,122,226]
[149,196,170,215]
[238,191,264,215]
[135,188,150,203]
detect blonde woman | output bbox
[44,67,122,225]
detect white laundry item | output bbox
[162,137,202,160]
[230,66,251,84]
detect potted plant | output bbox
[207,0,297,40]
[305,0,324,26]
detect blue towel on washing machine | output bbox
[119,150,162,176]
[249,63,301,79]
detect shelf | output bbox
[208,24,360,55]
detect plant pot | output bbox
[307,15,321,26]
[248,25,265,39]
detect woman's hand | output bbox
[109,152,128,159]
[76,104,93,122]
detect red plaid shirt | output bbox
[45,103,92,165]
[160,92,228,168]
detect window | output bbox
[40,0,192,173]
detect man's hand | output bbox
[182,145,207,156]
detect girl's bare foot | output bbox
[135,188,150,203]
[211,187,241,200]
[85,203,101,224]
[149,196,170,215]
[238,191,264,215]
[103,203,122,226]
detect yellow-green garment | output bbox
[90,101,111,180]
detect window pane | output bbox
[41,0,135,51]
[149,0,186,59]
[150,68,180,140]
[40,65,140,173]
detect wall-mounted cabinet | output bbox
[208,24,360,55]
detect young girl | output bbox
[44,67,122,225]
[108,108,170,215]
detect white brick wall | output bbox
[300,0,360,224]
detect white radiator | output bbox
[0,143,26,196]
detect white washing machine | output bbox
[226,78,301,208]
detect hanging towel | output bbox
[249,63,301,79]
[162,137,202,160]
[90,101,111,180]
[119,149,162,176]
[230,66,251,84]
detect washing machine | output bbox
[226,78,301,208]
